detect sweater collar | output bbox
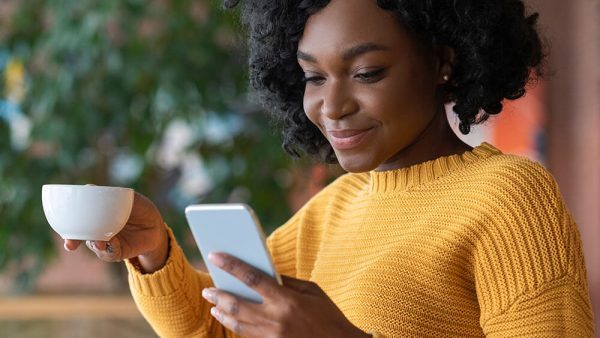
[368,142,502,194]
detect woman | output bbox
[65,0,595,336]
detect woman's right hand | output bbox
[63,192,169,273]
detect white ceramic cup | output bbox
[42,184,134,241]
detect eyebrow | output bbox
[297,42,391,63]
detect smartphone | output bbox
[185,203,281,303]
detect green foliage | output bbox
[0,0,298,292]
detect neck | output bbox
[375,105,472,171]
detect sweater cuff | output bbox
[125,225,198,297]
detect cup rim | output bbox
[42,184,134,192]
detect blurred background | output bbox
[0,0,597,337]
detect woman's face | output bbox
[298,0,445,172]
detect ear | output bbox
[435,45,455,84]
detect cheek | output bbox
[363,71,436,123]
[303,90,320,126]
[354,83,403,122]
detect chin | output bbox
[336,155,378,173]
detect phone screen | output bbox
[185,203,281,303]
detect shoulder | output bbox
[266,172,369,261]
[463,152,572,233]
[455,151,580,264]
[279,172,368,227]
[464,151,562,202]
[467,153,583,274]
[302,171,368,212]
[271,171,368,228]
[467,155,591,324]
[312,172,370,200]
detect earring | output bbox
[443,74,450,82]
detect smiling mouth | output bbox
[326,128,374,150]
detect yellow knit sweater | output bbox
[125,143,595,337]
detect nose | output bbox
[320,80,358,120]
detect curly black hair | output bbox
[225,0,545,163]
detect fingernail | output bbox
[208,252,225,268]
[202,288,214,302]
[64,242,72,252]
[210,307,219,317]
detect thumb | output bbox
[281,275,323,295]
[64,239,83,251]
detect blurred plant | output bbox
[0,0,300,292]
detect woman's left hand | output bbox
[202,253,371,338]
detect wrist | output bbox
[137,224,170,273]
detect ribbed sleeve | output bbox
[473,160,594,336]
[125,226,230,338]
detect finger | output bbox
[87,238,122,262]
[93,240,108,251]
[208,253,282,300]
[202,287,264,324]
[281,275,323,295]
[64,240,83,251]
[211,307,263,337]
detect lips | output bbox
[326,128,373,150]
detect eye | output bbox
[302,73,326,86]
[354,68,386,83]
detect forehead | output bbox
[298,0,408,53]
